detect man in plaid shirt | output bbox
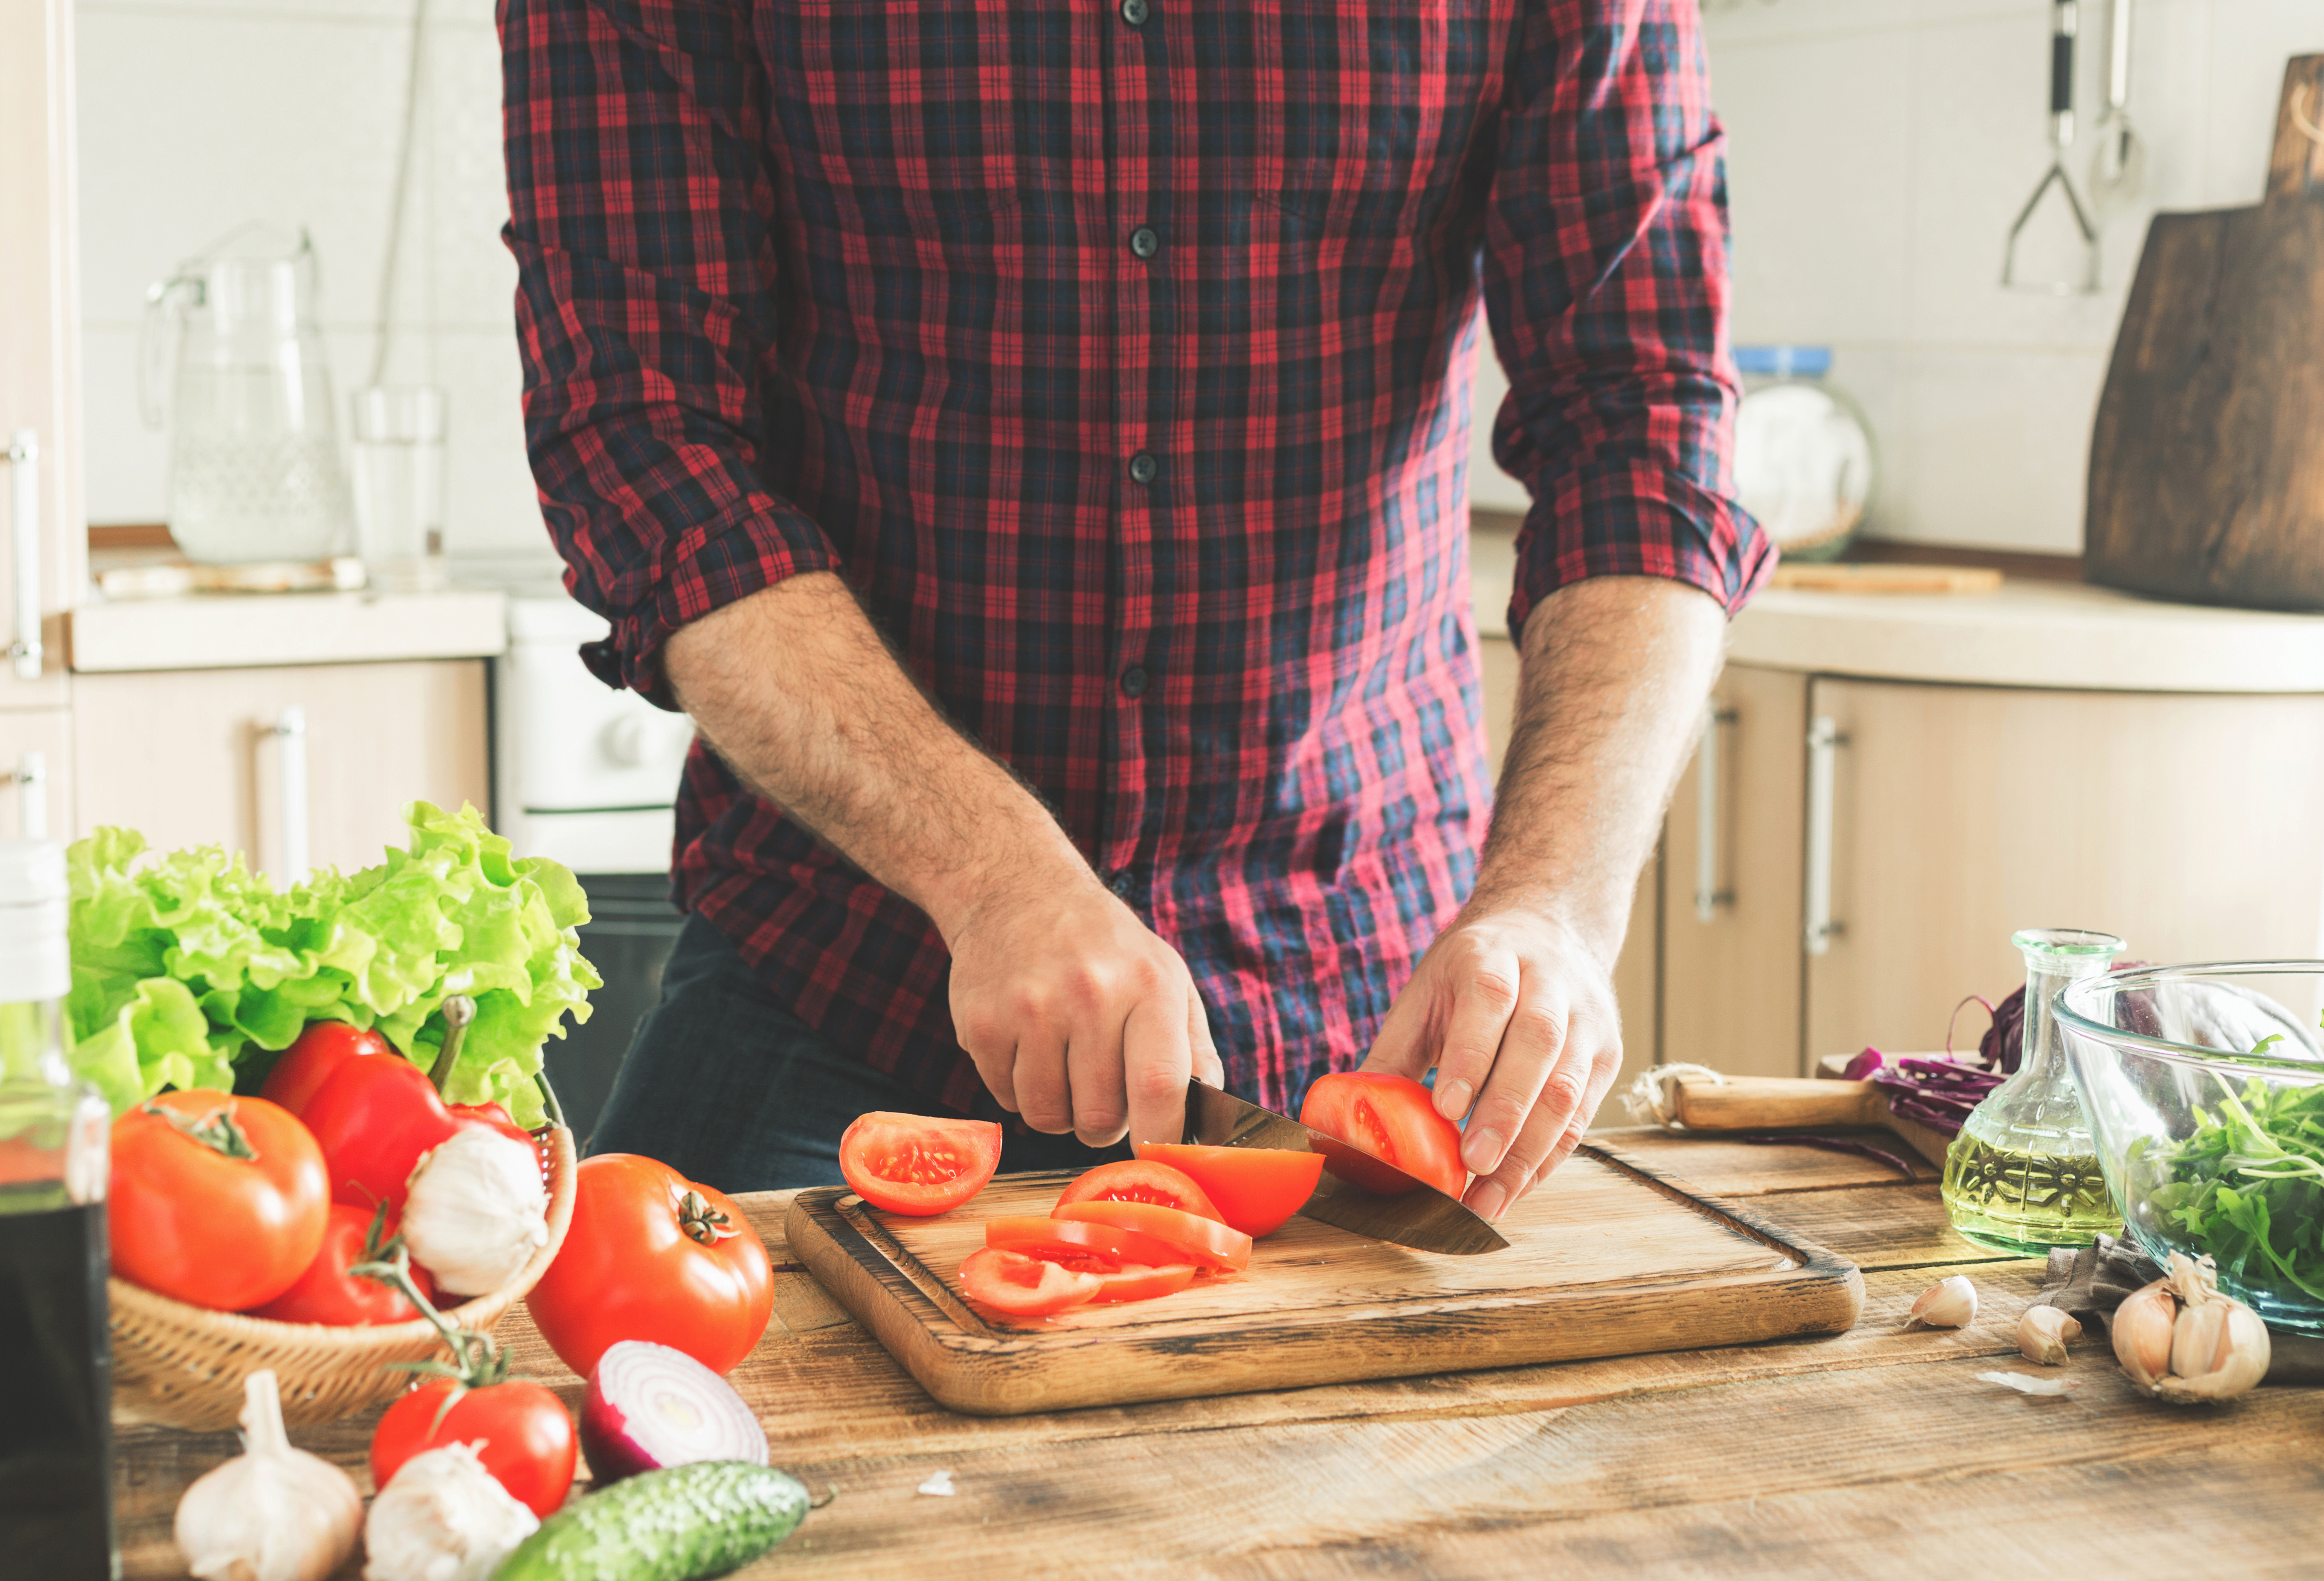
[502,0,1770,1213]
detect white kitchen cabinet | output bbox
[0,0,84,710]
[73,661,489,879]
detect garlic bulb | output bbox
[363,1443,540,1581]
[174,1369,362,1581]
[2017,1304,2082,1365]
[2112,1252,2271,1403]
[401,1124,550,1297]
[1907,1275,1978,1329]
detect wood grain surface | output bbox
[2085,55,2324,610]
[112,1131,2324,1579]
[786,1147,1864,1414]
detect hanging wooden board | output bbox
[785,1146,1864,1416]
[2085,56,2324,609]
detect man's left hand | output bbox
[1361,897,1624,1222]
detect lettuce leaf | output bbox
[65,803,598,1124]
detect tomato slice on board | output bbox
[957,1247,1104,1316]
[839,1112,1004,1216]
[1052,1159,1224,1222]
[1051,1200,1252,1272]
[1080,1262,1197,1303]
[1132,1143,1325,1238]
[1297,1072,1467,1198]
[984,1216,1187,1269]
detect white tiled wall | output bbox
[1472,0,2322,553]
[76,0,550,562]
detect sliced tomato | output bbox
[1053,1159,1224,1222]
[1052,1199,1252,1272]
[1298,1071,1467,1198]
[1082,1262,1197,1303]
[984,1215,1186,1269]
[1132,1142,1324,1238]
[957,1247,1103,1316]
[839,1112,1003,1215]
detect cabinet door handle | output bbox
[1803,715,1848,955]
[5,430,40,682]
[11,752,45,841]
[273,707,310,883]
[1694,704,1739,922]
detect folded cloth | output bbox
[2035,1234,2324,1385]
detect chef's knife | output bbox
[1182,1079,1509,1255]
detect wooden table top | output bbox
[115,1129,2324,1579]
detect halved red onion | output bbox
[580,1340,769,1484]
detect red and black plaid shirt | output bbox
[502,0,1769,1119]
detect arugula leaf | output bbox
[64,803,599,1125]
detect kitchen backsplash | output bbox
[78,0,2319,562]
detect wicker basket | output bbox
[109,1125,579,1431]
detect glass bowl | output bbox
[2057,961,2324,1335]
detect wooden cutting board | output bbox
[2085,55,2324,609]
[786,1146,1864,1416]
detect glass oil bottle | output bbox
[1940,927,2125,1256]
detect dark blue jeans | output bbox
[589,913,1129,1194]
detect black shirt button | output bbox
[1107,869,1135,898]
[1120,0,1149,24]
[1129,225,1160,260]
[1120,666,1149,698]
[1128,450,1158,484]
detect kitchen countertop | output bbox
[1470,523,2324,693]
[67,585,508,672]
[112,1129,2324,1578]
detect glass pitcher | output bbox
[141,224,351,565]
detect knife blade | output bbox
[1182,1079,1509,1255]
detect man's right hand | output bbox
[945,872,1224,1149]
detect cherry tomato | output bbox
[1051,1200,1253,1271]
[983,1215,1187,1269]
[110,1091,330,1312]
[247,1202,437,1326]
[1053,1159,1223,1222]
[1131,1143,1325,1237]
[1298,1072,1467,1198]
[838,1112,1002,1215]
[371,1377,577,1518]
[259,1021,393,1117]
[956,1247,1103,1316]
[527,1155,774,1378]
[301,1052,463,1212]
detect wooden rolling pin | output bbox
[1664,1075,1954,1170]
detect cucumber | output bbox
[491,1461,811,1581]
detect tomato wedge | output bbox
[1053,1159,1223,1222]
[984,1216,1186,1269]
[957,1247,1103,1316]
[1052,1200,1252,1271]
[1298,1072,1467,1198]
[839,1112,1003,1215]
[1081,1262,1197,1303]
[1132,1143,1324,1238]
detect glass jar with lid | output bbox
[1732,345,1878,563]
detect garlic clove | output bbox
[2155,1291,2271,1404]
[175,1370,362,1581]
[400,1124,551,1298]
[2111,1280,2177,1392]
[2016,1303,2082,1365]
[1907,1274,1978,1329]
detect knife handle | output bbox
[1669,1077,1885,1132]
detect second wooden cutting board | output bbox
[787,1146,1863,1415]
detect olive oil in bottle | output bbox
[0,841,117,1577]
[1939,928,2125,1257]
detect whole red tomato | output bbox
[526,1155,773,1378]
[247,1202,438,1326]
[259,1021,393,1117]
[301,1053,463,1212]
[110,1091,330,1311]
[371,1377,577,1518]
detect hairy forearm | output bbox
[1479,576,1728,960]
[661,572,1090,940]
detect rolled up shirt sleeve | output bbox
[1482,0,1774,638]
[502,0,840,706]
